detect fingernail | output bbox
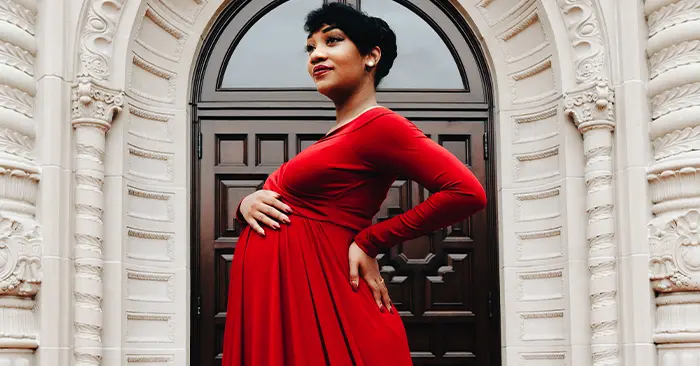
[389,306,394,314]
[379,304,386,313]
[282,215,290,223]
[351,281,358,291]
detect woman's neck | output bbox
[333,81,378,126]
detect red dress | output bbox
[222,107,487,366]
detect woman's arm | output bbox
[351,113,487,258]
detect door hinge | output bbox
[483,132,489,160]
[197,295,202,318]
[488,291,493,318]
[197,132,203,159]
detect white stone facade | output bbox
[0,0,696,365]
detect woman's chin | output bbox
[314,82,334,98]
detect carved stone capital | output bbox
[650,210,700,292]
[71,75,124,131]
[564,78,615,133]
[0,217,41,297]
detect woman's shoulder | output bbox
[368,106,404,121]
[357,107,417,134]
[357,107,425,144]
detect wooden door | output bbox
[196,117,492,366]
[192,1,499,365]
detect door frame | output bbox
[189,0,501,364]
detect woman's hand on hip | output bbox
[348,242,393,313]
[239,190,292,236]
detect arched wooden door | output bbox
[191,1,500,365]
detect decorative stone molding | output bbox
[71,74,124,366]
[649,40,700,80]
[646,0,700,363]
[0,218,41,349]
[0,0,41,363]
[564,78,620,366]
[0,218,41,298]
[649,210,700,292]
[79,0,127,80]
[647,0,700,39]
[558,0,608,85]
[655,295,700,366]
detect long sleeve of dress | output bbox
[351,114,487,258]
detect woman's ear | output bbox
[365,46,382,70]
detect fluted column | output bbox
[646,0,700,364]
[71,75,122,366]
[0,0,43,364]
[564,78,620,366]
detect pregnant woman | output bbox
[221,3,487,365]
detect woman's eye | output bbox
[304,36,342,54]
[326,36,343,44]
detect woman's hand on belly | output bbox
[239,190,293,236]
[348,243,393,313]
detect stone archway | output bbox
[62,0,622,365]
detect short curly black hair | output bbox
[304,2,397,88]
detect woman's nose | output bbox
[309,47,327,63]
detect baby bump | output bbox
[235,217,359,299]
[236,218,412,365]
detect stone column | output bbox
[646,0,700,363]
[564,78,620,366]
[0,0,43,364]
[70,75,123,366]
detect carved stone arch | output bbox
[66,0,618,365]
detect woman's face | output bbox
[306,25,371,98]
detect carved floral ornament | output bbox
[563,77,615,133]
[557,0,607,84]
[71,74,124,130]
[0,217,42,297]
[650,210,700,292]
[79,0,126,80]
